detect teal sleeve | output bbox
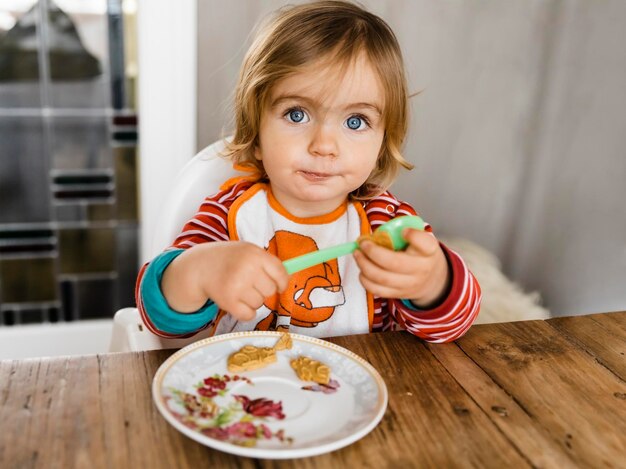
[140,249,218,335]
[401,299,421,311]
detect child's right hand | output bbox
[161,242,289,321]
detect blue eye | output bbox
[286,108,308,123]
[346,116,365,130]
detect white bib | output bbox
[213,184,372,338]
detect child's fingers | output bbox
[403,228,439,257]
[354,248,419,297]
[253,272,281,299]
[354,248,405,283]
[356,255,417,297]
[229,302,257,322]
[225,286,264,320]
[358,273,406,299]
[357,240,401,269]
[262,255,290,292]
[240,287,265,311]
[358,239,423,275]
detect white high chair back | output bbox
[109,138,246,352]
[149,138,246,258]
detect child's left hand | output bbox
[354,228,450,308]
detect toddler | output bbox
[136,0,481,343]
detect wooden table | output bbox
[1,312,625,468]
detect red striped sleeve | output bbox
[364,191,481,342]
[135,180,254,338]
[391,244,481,343]
[171,182,250,249]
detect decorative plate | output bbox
[152,331,388,459]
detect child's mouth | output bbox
[298,170,332,181]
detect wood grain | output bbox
[586,311,626,337]
[331,333,529,468]
[0,356,106,469]
[1,313,625,468]
[547,311,626,381]
[456,319,626,468]
[426,340,576,468]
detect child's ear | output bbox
[254,144,262,161]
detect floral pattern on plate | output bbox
[164,373,292,447]
[153,331,387,459]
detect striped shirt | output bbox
[136,180,481,343]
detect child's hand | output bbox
[161,242,289,321]
[354,228,450,308]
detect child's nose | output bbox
[308,123,338,158]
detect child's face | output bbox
[254,53,385,217]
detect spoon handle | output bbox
[283,241,359,275]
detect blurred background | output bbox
[0,0,624,355]
[0,0,138,328]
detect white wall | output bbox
[193,0,626,317]
[137,0,197,263]
[505,1,626,315]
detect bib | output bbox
[213,183,373,338]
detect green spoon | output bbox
[282,215,427,275]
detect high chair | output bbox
[109,138,245,352]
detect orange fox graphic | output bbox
[255,231,345,331]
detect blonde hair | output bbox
[224,0,413,199]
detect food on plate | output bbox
[227,333,292,372]
[227,345,277,372]
[290,356,331,384]
[273,332,293,351]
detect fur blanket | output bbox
[440,237,550,324]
